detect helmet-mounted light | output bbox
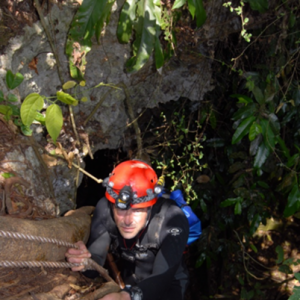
[154,175,165,195]
[116,186,132,210]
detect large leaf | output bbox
[253,140,270,169]
[232,103,256,121]
[232,115,256,144]
[260,118,276,151]
[125,0,157,72]
[117,0,137,43]
[20,93,44,126]
[66,0,114,79]
[45,104,63,143]
[187,0,206,27]
[284,184,300,217]
[6,70,24,90]
[252,86,265,105]
[249,122,262,141]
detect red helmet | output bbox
[104,160,162,209]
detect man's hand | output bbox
[65,241,91,271]
[98,291,131,300]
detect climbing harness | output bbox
[0,229,116,285]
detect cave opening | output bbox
[76,148,127,208]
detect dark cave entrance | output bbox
[76,148,127,208]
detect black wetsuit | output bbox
[84,196,189,300]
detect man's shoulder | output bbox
[152,197,188,222]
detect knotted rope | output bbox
[0,230,115,283]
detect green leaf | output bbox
[260,119,275,151]
[276,245,284,264]
[232,103,256,121]
[249,122,262,141]
[248,0,268,13]
[0,91,5,102]
[34,112,46,125]
[117,0,137,43]
[268,113,280,135]
[234,202,242,215]
[232,115,256,144]
[187,0,206,27]
[253,141,270,168]
[252,86,265,105]
[279,264,293,274]
[62,81,77,90]
[66,0,114,79]
[7,103,20,116]
[45,104,63,143]
[1,172,15,179]
[125,0,157,72]
[220,197,242,207]
[20,124,33,136]
[276,136,291,160]
[6,70,24,90]
[283,184,300,217]
[249,213,261,235]
[257,181,269,188]
[250,244,258,253]
[7,93,18,102]
[295,273,300,281]
[172,0,186,10]
[289,286,300,300]
[20,93,44,126]
[0,105,13,120]
[230,93,253,105]
[56,91,78,106]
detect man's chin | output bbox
[120,229,138,239]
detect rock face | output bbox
[0,206,94,262]
[0,0,218,213]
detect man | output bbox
[66,160,189,300]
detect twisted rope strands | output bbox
[0,230,78,249]
[0,230,114,283]
[0,260,79,269]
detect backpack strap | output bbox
[143,197,171,250]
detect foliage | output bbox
[140,0,300,298]
[0,73,112,144]
[66,0,206,78]
[150,107,207,204]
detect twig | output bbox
[119,82,143,159]
[33,0,64,84]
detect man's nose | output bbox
[124,210,134,225]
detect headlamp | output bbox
[154,175,165,195]
[116,186,132,210]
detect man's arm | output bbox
[65,197,112,275]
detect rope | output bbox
[0,230,115,284]
[0,230,78,249]
[0,260,78,269]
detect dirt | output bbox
[0,266,103,299]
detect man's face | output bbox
[112,206,149,239]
